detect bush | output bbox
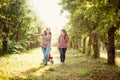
[8,40,27,54]
[116,42,120,49]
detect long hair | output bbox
[61,29,68,39]
[44,28,51,36]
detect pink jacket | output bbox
[58,35,69,48]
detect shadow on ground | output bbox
[1,48,120,80]
[21,50,120,80]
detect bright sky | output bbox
[29,0,68,37]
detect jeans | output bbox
[42,47,50,65]
[59,48,67,62]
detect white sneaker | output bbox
[60,62,64,65]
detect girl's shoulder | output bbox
[65,35,69,39]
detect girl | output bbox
[58,29,69,65]
[33,28,52,66]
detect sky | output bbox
[29,0,68,37]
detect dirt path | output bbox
[0,47,60,79]
[0,47,120,80]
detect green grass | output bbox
[0,47,120,80]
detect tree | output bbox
[60,0,120,65]
[0,0,45,55]
[60,0,100,58]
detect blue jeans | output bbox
[59,48,67,62]
[42,47,50,65]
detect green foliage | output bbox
[116,42,120,49]
[0,0,44,55]
[60,0,120,53]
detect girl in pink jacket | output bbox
[58,29,69,65]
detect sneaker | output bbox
[44,64,48,66]
[60,62,64,65]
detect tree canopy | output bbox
[60,0,120,65]
[0,0,45,55]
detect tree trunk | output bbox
[2,38,8,55]
[82,37,86,54]
[76,39,79,49]
[87,33,92,55]
[107,27,116,65]
[73,40,75,49]
[71,41,74,49]
[92,33,100,58]
[79,36,82,48]
[2,24,9,55]
[70,41,72,48]
[16,31,20,42]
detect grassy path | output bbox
[0,47,120,80]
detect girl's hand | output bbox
[68,47,70,50]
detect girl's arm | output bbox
[66,36,69,43]
[58,36,60,43]
[32,33,43,36]
[58,36,60,49]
